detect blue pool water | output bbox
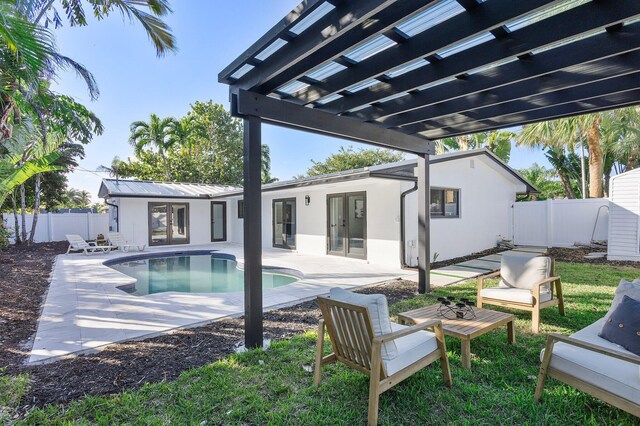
[108,253,298,296]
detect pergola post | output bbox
[243,116,263,348]
[417,153,431,294]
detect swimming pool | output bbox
[107,252,298,295]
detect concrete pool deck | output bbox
[29,243,418,364]
[30,244,546,364]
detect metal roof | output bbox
[209,148,537,197]
[98,179,239,199]
[219,0,640,149]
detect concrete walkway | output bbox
[30,243,416,364]
[409,246,548,287]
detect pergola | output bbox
[219,0,640,348]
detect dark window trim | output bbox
[237,199,244,219]
[326,191,367,260]
[430,187,461,219]
[272,197,297,250]
[148,202,190,246]
[211,201,227,242]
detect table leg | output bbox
[507,320,515,345]
[461,339,471,369]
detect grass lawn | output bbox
[5,262,640,425]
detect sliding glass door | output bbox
[327,192,366,259]
[148,202,190,246]
[273,198,296,249]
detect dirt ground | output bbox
[2,242,635,411]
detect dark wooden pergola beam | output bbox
[251,0,437,94]
[232,89,434,154]
[219,0,330,83]
[389,55,640,130]
[343,26,640,121]
[225,0,405,90]
[420,89,640,139]
[320,0,640,114]
[290,0,560,105]
[403,73,640,134]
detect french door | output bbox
[211,201,227,242]
[273,198,296,249]
[148,202,190,246]
[327,192,366,259]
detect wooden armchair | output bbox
[535,331,640,417]
[315,292,452,426]
[478,254,564,333]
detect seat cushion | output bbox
[541,319,640,402]
[603,278,640,323]
[382,322,439,376]
[481,284,552,305]
[500,254,551,290]
[329,288,397,360]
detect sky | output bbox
[50,0,549,202]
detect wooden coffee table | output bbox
[397,305,515,369]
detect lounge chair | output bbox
[314,288,452,425]
[535,279,640,416]
[477,253,564,333]
[107,232,145,252]
[65,234,114,255]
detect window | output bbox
[237,200,244,219]
[430,188,459,218]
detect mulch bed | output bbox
[548,246,640,268]
[4,242,632,411]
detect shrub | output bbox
[0,220,13,250]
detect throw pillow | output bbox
[599,295,640,356]
[603,278,640,323]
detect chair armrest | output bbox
[532,276,560,289]
[373,320,442,344]
[545,333,640,365]
[478,270,501,291]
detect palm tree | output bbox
[98,156,125,183]
[435,130,515,163]
[129,114,178,180]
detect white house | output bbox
[99,148,536,268]
[608,168,640,261]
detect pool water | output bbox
[109,254,297,295]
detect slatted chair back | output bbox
[317,296,381,376]
[107,232,126,246]
[66,234,91,249]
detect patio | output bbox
[30,244,419,364]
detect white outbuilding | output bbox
[608,168,640,261]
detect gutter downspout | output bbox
[400,182,418,268]
[104,198,119,232]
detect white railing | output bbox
[512,198,609,248]
[2,213,110,243]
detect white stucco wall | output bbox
[403,155,520,265]
[108,154,524,268]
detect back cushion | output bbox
[603,278,640,323]
[329,288,398,360]
[500,254,551,290]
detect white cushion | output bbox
[481,284,552,305]
[500,254,551,290]
[541,319,640,401]
[329,288,397,360]
[383,322,439,376]
[603,278,640,323]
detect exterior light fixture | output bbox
[305,195,311,206]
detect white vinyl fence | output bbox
[1,213,110,243]
[512,198,609,248]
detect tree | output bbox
[435,130,514,163]
[64,188,91,208]
[129,114,177,180]
[98,156,125,182]
[120,102,274,185]
[303,146,405,177]
[517,163,565,201]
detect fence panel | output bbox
[513,198,609,248]
[2,213,110,243]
